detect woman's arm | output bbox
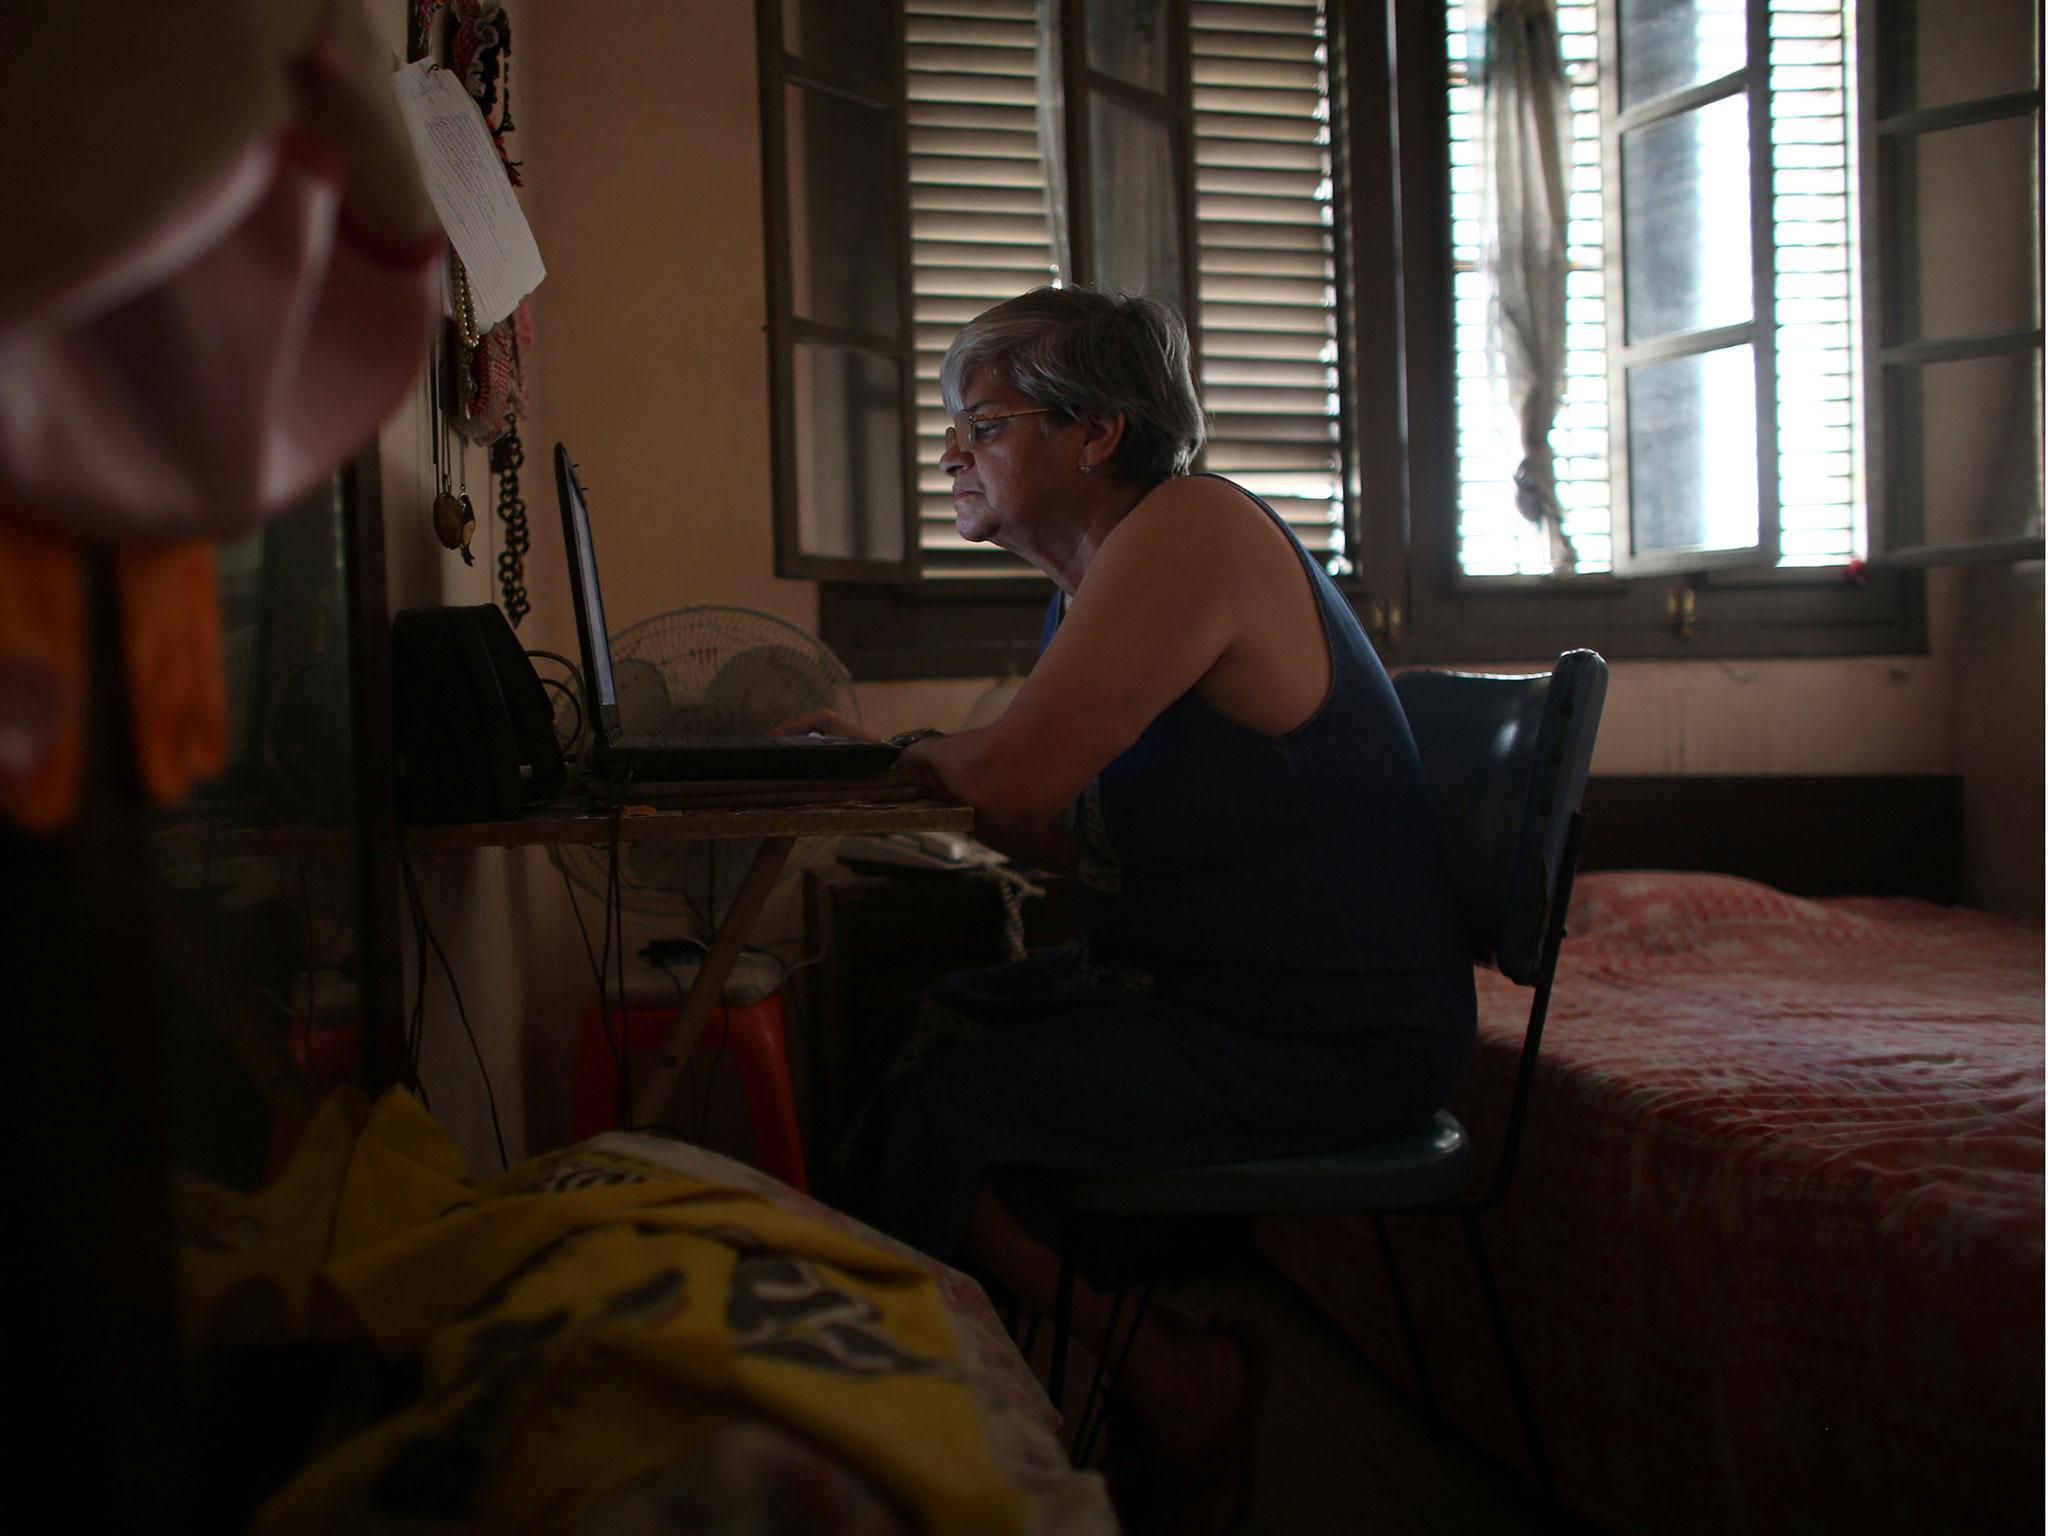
[893,735,1081,874]
[912,476,1269,828]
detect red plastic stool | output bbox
[571,988,808,1192]
[267,1010,363,1178]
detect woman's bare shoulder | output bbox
[1103,475,1273,564]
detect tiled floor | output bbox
[1033,1260,1560,1535]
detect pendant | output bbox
[433,490,477,565]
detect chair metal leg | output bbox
[1462,1212,1556,1505]
[1074,1277,1154,1467]
[1373,1214,1445,1433]
[1049,1234,1079,1416]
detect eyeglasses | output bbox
[945,406,1054,453]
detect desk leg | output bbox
[631,836,795,1128]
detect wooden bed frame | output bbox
[1577,774,1963,904]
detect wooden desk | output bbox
[406,792,975,1128]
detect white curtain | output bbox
[1035,0,1071,283]
[1476,0,1578,572]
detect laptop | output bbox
[553,443,902,783]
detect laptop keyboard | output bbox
[610,733,878,751]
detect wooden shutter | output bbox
[907,0,1061,576]
[903,0,1347,576]
[1192,1,1348,566]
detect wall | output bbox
[381,0,2040,1163]
[373,1,544,1172]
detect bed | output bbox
[181,1103,1118,1536]
[1255,776,2044,1536]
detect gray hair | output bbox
[940,286,1205,487]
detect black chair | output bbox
[1046,648,1609,1501]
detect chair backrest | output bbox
[1393,650,1608,985]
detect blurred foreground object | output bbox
[0,0,442,829]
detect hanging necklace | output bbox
[430,337,476,565]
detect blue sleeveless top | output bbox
[1044,477,1475,1037]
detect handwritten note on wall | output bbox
[389,58,544,328]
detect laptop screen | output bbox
[552,443,621,739]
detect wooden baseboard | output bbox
[1578,774,1963,903]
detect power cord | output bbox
[696,843,730,1142]
[535,678,583,758]
[405,886,431,1109]
[644,952,701,1135]
[555,855,625,1123]
[608,805,632,1130]
[525,649,586,761]
[396,840,509,1171]
[294,855,322,1093]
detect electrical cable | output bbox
[646,958,701,1133]
[696,841,731,1144]
[397,840,506,1169]
[554,856,626,1109]
[608,805,632,1132]
[403,854,433,1111]
[294,855,326,1094]
[525,650,587,760]
[523,648,582,680]
[534,677,584,758]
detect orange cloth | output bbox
[0,520,225,830]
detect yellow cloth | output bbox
[183,1091,1029,1536]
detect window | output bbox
[900,0,1347,578]
[1447,0,1865,579]
[758,0,2041,676]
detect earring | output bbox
[1079,460,1093,475]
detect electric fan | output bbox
[551,604,865,935]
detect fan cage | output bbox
[552,605,865,931]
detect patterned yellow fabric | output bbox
[183,1091,1029,1536]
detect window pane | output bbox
[1877,0,2037,116]
[783,0,894,84]
[1885,353,2044,548]
[1086,0,1172,92]
[1626,344,1759,553]
[793,343,906,562]
[1090,94,1184,306]
[1623,94,1752,341]
[1881,115,2041,344]
[1619,0,1746,108]
[786,85,901,334]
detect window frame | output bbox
[758,0,924,584]
[800,0,1932,678]
[1856,0,2044,567]
[1599,3,1783,581]
[1389,0,1923,662]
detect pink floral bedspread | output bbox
[1258,871,2045,1536]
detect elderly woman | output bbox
[808,286,1474,1531]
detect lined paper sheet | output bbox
[389,58,544,328]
